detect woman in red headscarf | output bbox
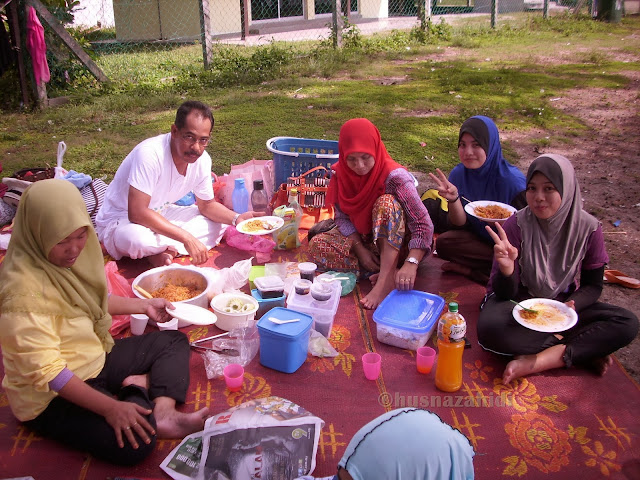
[309,118,434,309]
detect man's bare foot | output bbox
[148,248,176,268]
[361,274,394,310]
[369,273,380,286]
[154,399,210,439]
[591,355,614,376]
[122,374,150,390]
[441,261,472,277]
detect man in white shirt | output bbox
[95,100,254,267]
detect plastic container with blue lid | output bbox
[373,290,445,350]
[257,307,313,373]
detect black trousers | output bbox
[477,296,639,368]
[25,330,190,466]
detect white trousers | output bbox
[99,205,227,260]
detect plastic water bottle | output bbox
[232,178,249,213]
[251,179,269,214]
[435,302,466,392]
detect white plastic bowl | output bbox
[210,292,258,331]
[132,266,210,328]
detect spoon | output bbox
[133,284,154,299]
[509,299,538,314]
[268,317,301,325]
[319,276,350,283]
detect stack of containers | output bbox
[251,275,286,319]
[286,278,341,337]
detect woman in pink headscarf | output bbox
[309,118,434,309]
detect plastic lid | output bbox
[253,179,264,189]
[373,290,445,333]
[290,187,298,195]
[254,275,285,292]
[235,178,245,186]
[257,307,313,338]
[448,302,459,313]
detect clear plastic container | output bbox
[293,278,312,295]
[254,275,285,299]
[373,290,445,350]
[287,281,340,338]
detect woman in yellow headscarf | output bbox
[0,179,209,465]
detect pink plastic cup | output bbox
[223,364,245,392]
[362,352,381,380]
[416,346,436,374]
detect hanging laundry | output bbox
[26,7,50,86]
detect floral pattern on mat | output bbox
[307,325,355,376]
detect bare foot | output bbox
[502,344,567,384]
[148,248,176,268]
[154,398,210,439]
[361,273,394,310]
[369,273,380,286]
[441,261,472,277]
[122,374,150,390]
[591,355,614,376]
[502,355,537,384]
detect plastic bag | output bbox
[218,159,275,210]
[104,260,135,335]
[54,141,69,179]
[224,226,275,263]
[199,257,253,300]
[308,329,338,358]
[200,321,260,379]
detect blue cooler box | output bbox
[257,307,313,373]
[373,290,445,350]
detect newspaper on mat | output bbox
[160,396,324,480]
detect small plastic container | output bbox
[293,279,312,295]
[254,275,285,299]
[298,262,317,282]
[310,282,332,302]
[251,288,286,319]
[373,290,445,350]
[257,307,313,373]
[287,281,340,338]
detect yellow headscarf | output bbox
[0,179,113,352]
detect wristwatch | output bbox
[405,256,419,266]
[231,213,241,226]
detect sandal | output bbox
[604,269,640,289]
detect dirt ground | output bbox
[415,62,640,383]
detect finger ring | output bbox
[125,426,131,430]
[132,422,138,427]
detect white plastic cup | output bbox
[130,314,149,336]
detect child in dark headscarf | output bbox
[309,118,434,310]
[477,154,638,383]
[426,116,526,284]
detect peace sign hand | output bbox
[428,168,458,202]
[485,222,518,276]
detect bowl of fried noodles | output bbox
[132,266,210,326]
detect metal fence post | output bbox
[199,0,213,69]
[543,0,549,18]
[491,0,497,28]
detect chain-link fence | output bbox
[1,0,622,107]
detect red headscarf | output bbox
[327,118,404,234]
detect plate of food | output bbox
[236,216,284,236]
[464,200,516,224]
[166,303,217,326]
[512,298,578,333]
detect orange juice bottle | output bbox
[435,302,466,392]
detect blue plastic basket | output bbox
[266,137,339,189]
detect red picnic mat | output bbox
[1,239,640,480]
